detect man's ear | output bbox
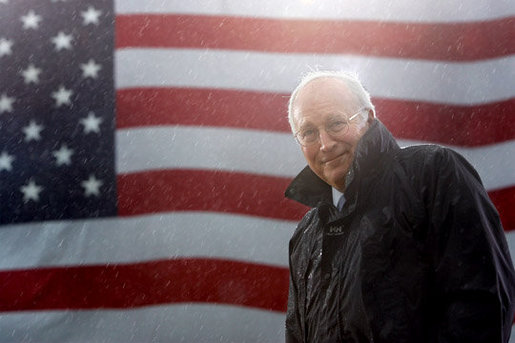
[366,108,375,126]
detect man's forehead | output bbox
[293,79,358,124]
[294,78,356,109]
[296,77,344,97]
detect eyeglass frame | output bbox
[293,108,367,147]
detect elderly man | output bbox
[284,71,515,343]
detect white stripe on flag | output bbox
[4,215,512,272]
[116,126,515,191]
[0,213,296,270]
[114,0,515,22]
[115,49,515,105]
[0,304,285,343]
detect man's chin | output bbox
[324,169,349,190]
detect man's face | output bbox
[292,78,371,191]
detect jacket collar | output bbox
[284,119,400,208]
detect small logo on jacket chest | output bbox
[326,225,344,236]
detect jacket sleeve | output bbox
[285,271,301,343]
[423,148,515,343]
[286,226,303,343]
[285,210,317,343]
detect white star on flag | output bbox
[22,120,43,142]
[80,112,103,134]
[20,64,42,84]
[20,10,42,30]
[0,93,15,113]
[0,151,14,172]
[0,38,13,57]
[51,85,73,107]
[81,6,102,25]
[80,59,101,79]
[81,175,103,197]
[20,179,43,203]
[53,144,74,166]
[51,31,73,51]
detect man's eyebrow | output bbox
[328,112,348,118]
[298,122,315,130]
[296,118,311,128]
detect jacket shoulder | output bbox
[397,144,483,186]
[398,144,459,165]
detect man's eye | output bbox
[301,129,316,138]
[328,120,347,132]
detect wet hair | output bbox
[287,70,376,134]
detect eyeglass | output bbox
[294,109,365,147]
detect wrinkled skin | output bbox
[291,78,373,192]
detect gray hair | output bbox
[287,70,376,133]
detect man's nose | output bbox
[319,129,336,151]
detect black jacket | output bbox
[285,120,515,343]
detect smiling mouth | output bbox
[322,153,346,165]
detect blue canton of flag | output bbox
[0,0,117,224]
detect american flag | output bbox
[0,0,513,341]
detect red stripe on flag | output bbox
[489,186,515,232]
[0,258,289,312]
[116,14,515,61]
[373,98,515,146]
[117,169,513,231]
[116,88,515,146]
[116,88,288,132]
[117,169,308,220]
